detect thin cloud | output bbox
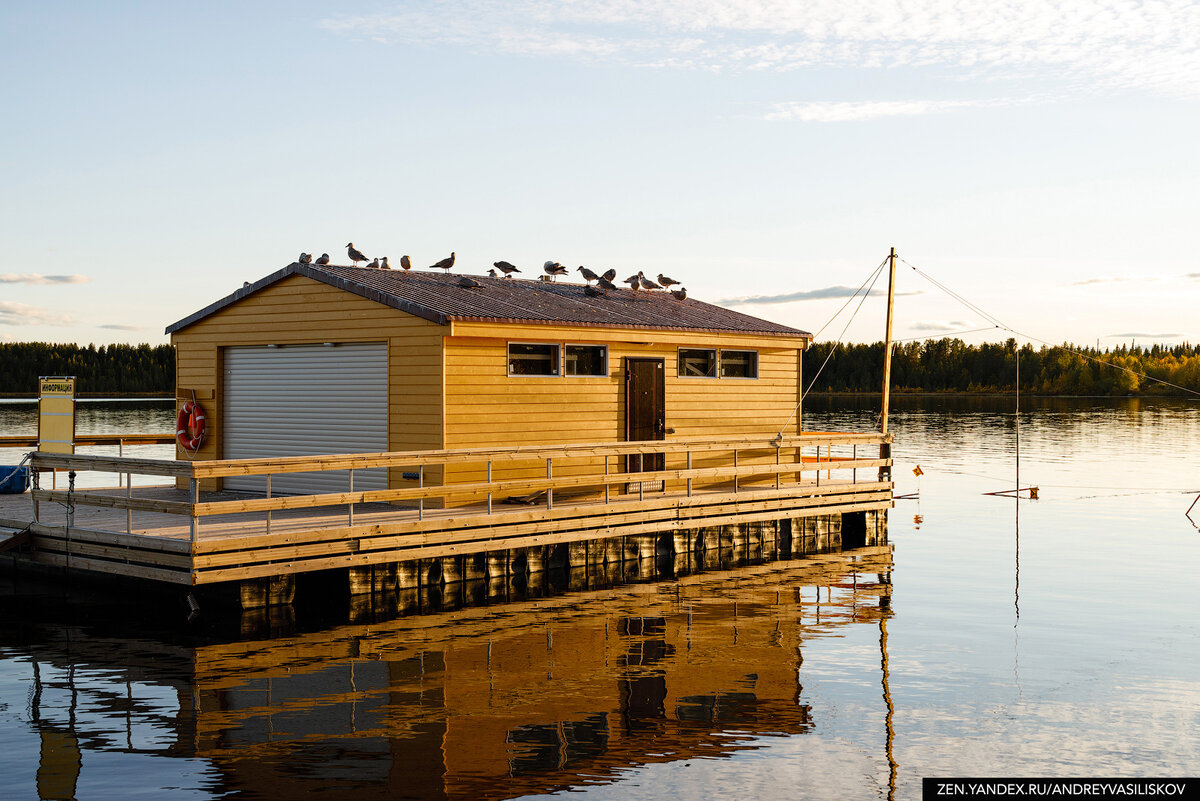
[719,285,920,305]
[320,1,1200,96]
[1071,277,1131,286]
[0,301,74,326]
[1187,273,1200,280]
[0,273,90,285]
[908,320,974,333]
[98,324,147,332]
[765,99,1008,122]
[1105,332,1183,339]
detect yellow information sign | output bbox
[38,376,76,454]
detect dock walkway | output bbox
[1,432,892,593]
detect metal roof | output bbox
[166,263,812,339]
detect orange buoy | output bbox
[176,400,206,452]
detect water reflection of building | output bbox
[18,547,892,800]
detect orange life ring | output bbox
[176,400,206,452]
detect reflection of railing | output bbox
[27,432,892,543]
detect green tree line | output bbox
[2,339,1199,397]
[0,342,174,396]
[803,338,1200,395]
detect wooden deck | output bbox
[1,432,892,588]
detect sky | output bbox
[2,1,1198,350]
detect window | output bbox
[678,348,716,378]
[720,350,758,379]
[565,345,607,376]
[508,343,559,376]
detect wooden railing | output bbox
[28,432,893,542]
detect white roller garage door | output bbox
[222,343,388,495]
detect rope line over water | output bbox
[900,257,1200,399]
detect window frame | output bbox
[719,349,759,380]
[563,343,608,377]
[506,341,561,377]
[677,347,718,379]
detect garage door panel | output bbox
[223,343,388,495]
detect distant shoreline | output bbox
[0,395,174,403]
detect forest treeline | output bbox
[2,339,1199,397]
[803,338,1200,395]
[0,342,174,396]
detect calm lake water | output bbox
[2,396,1199,799]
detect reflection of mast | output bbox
[1014,487,1023,701]
[880,588,896,801]
[32,660,83,801]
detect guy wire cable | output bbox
[775,255,890,438]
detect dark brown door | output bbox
[625,358,665,472]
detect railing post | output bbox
[487,461,493,515]
[853,444,857,484]
[686,451,692,497]
[126,473,132,534]
[775,444,781,490]
[348,468,355,526]
[733,449,739,493]
[118,440,124,488]
[546,458,553,510]
[418,465,424,521]
[816,445,821,487]
[189,478,199,544]
[604,455,610,505]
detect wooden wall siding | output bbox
[441,329,807,502]
[171,274,446,489]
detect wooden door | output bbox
[625,358,665,473]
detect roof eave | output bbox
[445,315,813,339]
[164,263,451,335]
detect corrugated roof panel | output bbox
[166,263,812,338]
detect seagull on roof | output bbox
[657,273,680,288]
[597,277,618,292]
[585,284,603,297]
[601,268,616,282]
[315,253,330,265]
[368,257,380,268]
[431,252,456,272]
[577,266,600,284]
[298,252,312,264]
[494,260,520,277]
[380,256,391,269]
[538,274,553,282]
[458,275,482,289]
[543,261,567,281]
[346,243,368,266]
[638,271,661,291]
[623,274,641,290]
[488,268,499,278]
[671,286,687,301]
[400,255,412,271]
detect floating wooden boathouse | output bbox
[1,263,893,606]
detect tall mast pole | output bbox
[879,247,897,482]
